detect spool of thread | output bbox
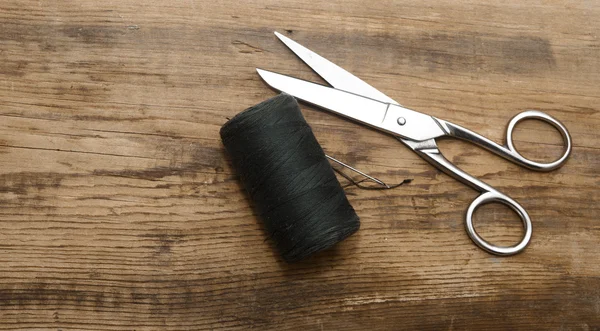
[220,93,360,262]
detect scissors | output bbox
[256,32,572,256]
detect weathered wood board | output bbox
[0,1,599,329]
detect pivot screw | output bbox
[397,117,406,126]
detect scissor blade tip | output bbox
[255,69,277,86]
[257,68,278,75]
[274,31,290,42]
[255,68,269,76]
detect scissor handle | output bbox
[504,110,572,171]
[406,140,535,256]
[440,110,572,172]
[465,191,532,256]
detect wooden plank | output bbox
[0,0,598,329]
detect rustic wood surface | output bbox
[1,0,599,330]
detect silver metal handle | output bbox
[403,138,533,256]
[400,110,571,255]
[465,191,532,256]
[438,110,572,172]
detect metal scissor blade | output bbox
[274,32,399,105]
[257,68,447,142]
[257,68,390,130]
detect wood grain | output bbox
[1,0,599,329]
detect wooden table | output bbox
[1,1,598,329]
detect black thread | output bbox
[331,166,413,190]
[220,93,360,262]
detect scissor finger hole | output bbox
[472,201,525,247]
[509,117,566,163]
